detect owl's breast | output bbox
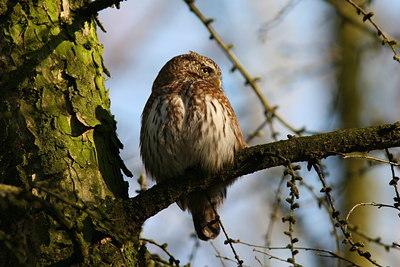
[140,94,187,180]
[183,94,239,173]
[141,89,242,181]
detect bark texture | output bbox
[0,0,136,265]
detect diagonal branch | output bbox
[125,122,400,226]
[183,0,302,135]
[343,0,400,63]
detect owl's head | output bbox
[152,51,222,91]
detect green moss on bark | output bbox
[0,0,136,265]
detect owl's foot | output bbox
[192,210,220,241]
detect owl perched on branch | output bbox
[140,51,247,240]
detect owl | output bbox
[140,51,247,240]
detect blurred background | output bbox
[98,1,400,266]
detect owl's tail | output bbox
[179,189,224,241]
[191,201,220,241]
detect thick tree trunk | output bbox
[0,1,139,265]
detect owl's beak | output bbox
[213,77,222,89]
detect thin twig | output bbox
[264,177,285,247]
[337,152,400,166]
[299,179,342,265]
[205,193,244,266]
[258,0,302,42]
[344,0,400,62]
[385,149,400,207]
[282,164,302,265]
[313,163,383,267]
[210,241,228,267]
[240,239,356,266]
[247,118,269,143]
[345,202,400,228]
[262,175,286,267]
[253,249,302,266]
[348,224,400,252]
[324,0,381,38]
[183,0,304,135]
[251,245,362,267]
[187,234,200,263]
[254,255,263,266]
[140,238,180,266]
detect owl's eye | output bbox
[201,66,213,74]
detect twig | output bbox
[183,0,304,135]
[187,234,200,263]
[337,152,400,166]
[299,179,342,264]
[264,176,285,247]
[205,193,244,266]
[282,164,302,265]
[259,0,302,41]
[254,255,263,266]
[140,238,180,266]
[348,224,400,252]
[313,163,383,267]
[324,0,381,38]
[210,241,228,267]
[247,118,269,143]
[253,249,302,266]
[263,175,285,266]
[214,255,253,267]
[385,149,400,208]
[345,202,400,226]
[344,0,400,63]
[252,245,362,267]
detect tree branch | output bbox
[2,122,400,245]
[125,122,400,226]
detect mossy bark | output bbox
[0,0,140,265]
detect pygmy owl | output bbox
[140,51,247,240]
